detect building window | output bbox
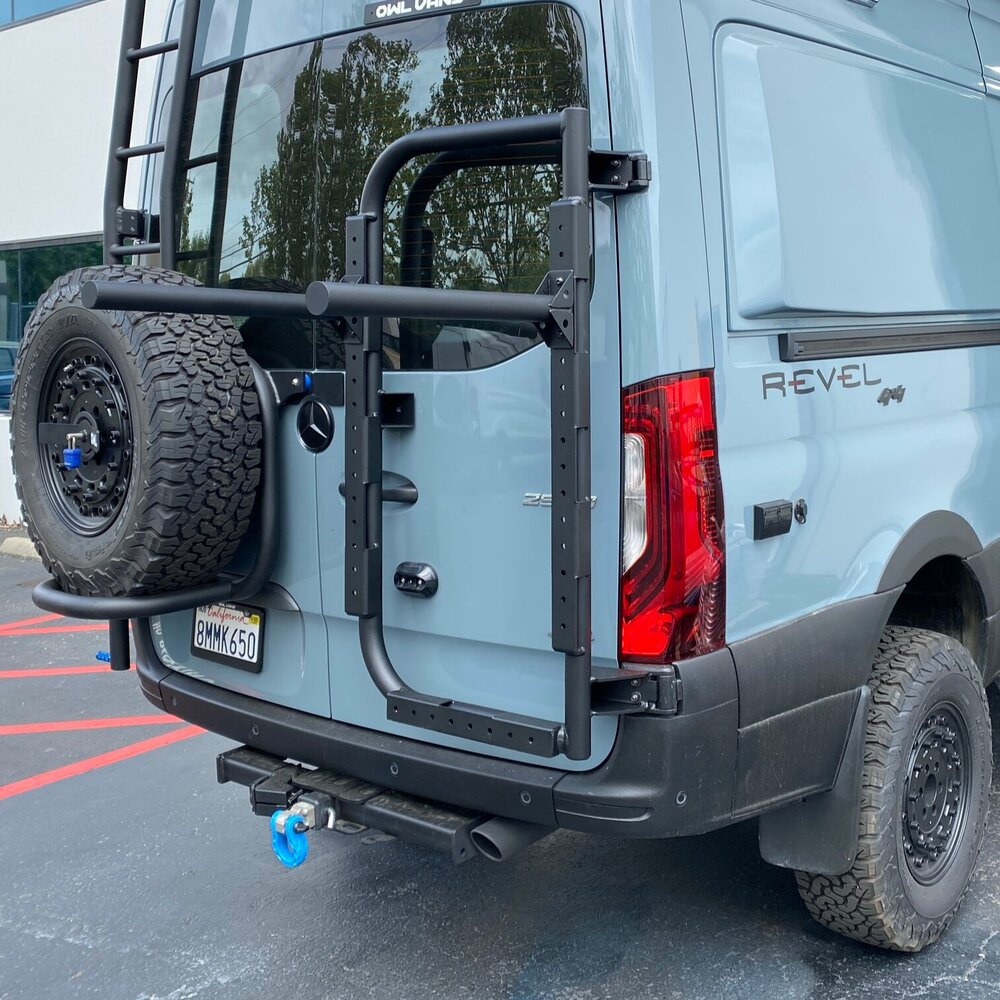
[0,238,102,411]
[1,1,92,27]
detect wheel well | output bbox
[886,556,987,668]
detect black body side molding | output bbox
[877,510,981,593]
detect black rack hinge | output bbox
[589,150,652,194]
[115,207,146,239]
[591,665,682,717]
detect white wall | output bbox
[0,416,17,522]
[0,0,173,522]
[0,0,172,245]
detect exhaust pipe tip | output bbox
[470,828,504,863]
[470,817,553,863]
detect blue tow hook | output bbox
[270,809,311,868]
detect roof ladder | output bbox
[103,0,201,268]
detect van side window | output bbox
[175,4,586,371]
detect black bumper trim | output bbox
[153,664,563,827]
[137,619,562,826]
[135,618,745,838]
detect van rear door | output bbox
[310,2,622,769]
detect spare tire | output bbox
[11,265,261,597]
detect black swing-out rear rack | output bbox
[32,0,658,762]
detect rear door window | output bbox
[176,3,586,370]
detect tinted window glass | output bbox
[198,0,325,70]
[177,4,585,371]
[0,240,101,343]
[0,239,101,412]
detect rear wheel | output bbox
[11,265,261,596]
[795,626,991,951]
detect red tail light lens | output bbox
[620,372,725,663]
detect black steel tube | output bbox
[228,360,281,602]
[109,618,131,671]
[360,618,405,696]
[304,281,550,324]
[556,106,593,763]
[208,63,243,283]
[32,361,280,621]
[34,576,232,621]
[82,277,550,325]
[82,280,312,319]
[360,114,563,219]
[399,142,561,289]
[160,0,201,268]
[110,243,162,258]
[104,0,145,264]
[561,107,591,204]
[126,38,179,61]
[116,142,166,160]
[361,113,563,287]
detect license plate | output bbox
[191,603,265,673]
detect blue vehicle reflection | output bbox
[0,344,14,413]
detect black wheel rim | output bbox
[902,702,972,886]
[37,337,134,537]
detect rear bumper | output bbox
[135,620,739,838]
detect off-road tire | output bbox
[11,265,261,596]
[795,627,991,951]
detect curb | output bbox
[0,536,40,561]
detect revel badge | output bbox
[297,398,334,453]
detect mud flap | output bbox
[758,685,871,876]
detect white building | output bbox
[0,0,169,521]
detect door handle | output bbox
[338,474,417,505]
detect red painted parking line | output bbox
[0,725,204,801]
[0,622,108,637]
[0,612,122,637]
[0,664,134,679]
[0,613,61,632]
[0,714,180,736]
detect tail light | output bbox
[620,371,725,663]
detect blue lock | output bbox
[63,447,82,469]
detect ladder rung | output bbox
[110,243,161,258]
[126,38,180,62]
[184,152,219,170]
[116,142,165,160]
[175,249,210,262]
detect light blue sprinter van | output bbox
[12,0,1000,952]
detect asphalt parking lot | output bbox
[2,550,1000,1000]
